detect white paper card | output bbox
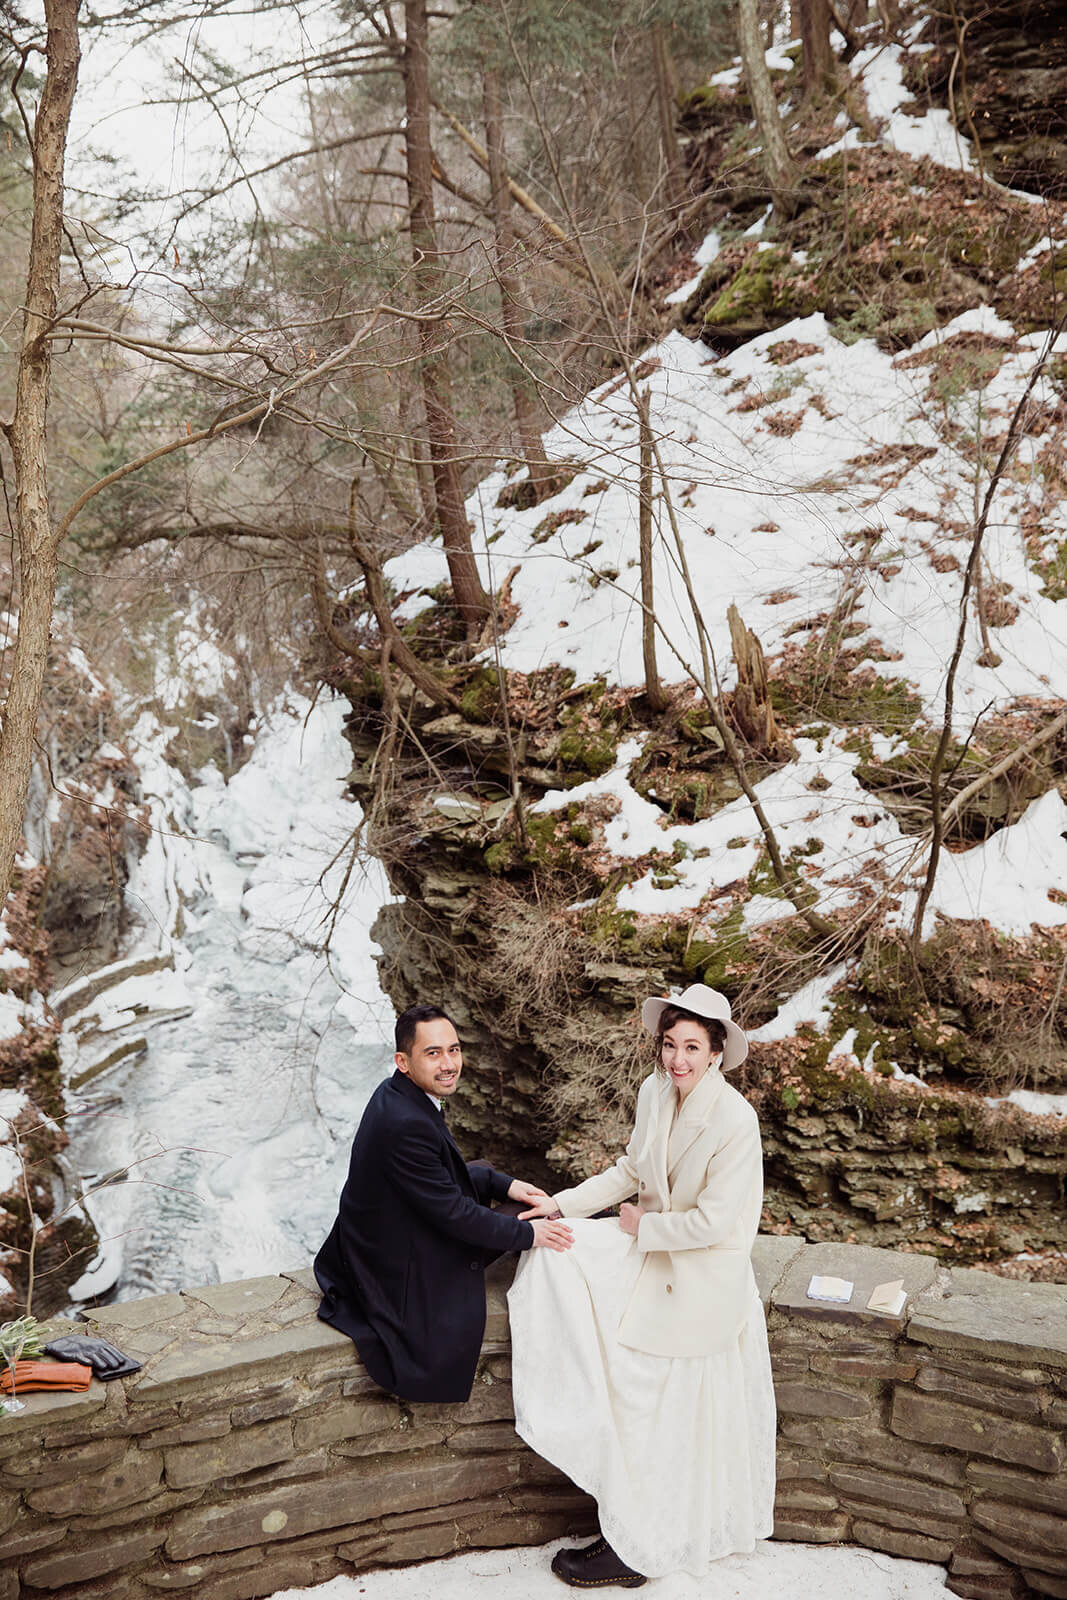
[867,1279,907,1316]
[806,1274,854,1304]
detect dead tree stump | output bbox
[728,603,788,758]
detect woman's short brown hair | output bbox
[655,1003,727,1064]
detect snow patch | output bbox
[0,1145,24,1194]
[0,1091,29,1124]
[748,966,849,1043]
[910,791,1067,939]
[855,43,973,172]
[271,1536,951,1600]
[0,993,25,1042]
[387,310,1067,740]
[664,229,722,306]
[990,1089,1067,1119]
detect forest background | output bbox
[0,0,1066,1317]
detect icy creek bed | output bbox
[62,694,394,1301]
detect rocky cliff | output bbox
[915,0,1067,200]
[339,674,1065,1271]
[325,0,1067,1279]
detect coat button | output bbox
[665,1284,673,1294]
[639,1182,646,1191]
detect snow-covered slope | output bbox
[392,309,1063,716]
[382,181,1066,1145]
[387,306,1065,948]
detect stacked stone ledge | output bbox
[0,1242,1063,1600]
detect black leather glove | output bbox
[44,1334,142,1380]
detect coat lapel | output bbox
[637,1072,675,1206]
[392,1068,443,1124]
[390,1068,473,1189]
[666,1067,725,1181]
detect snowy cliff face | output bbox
[339,64,1067,1271]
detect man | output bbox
[315,1003,573,1402]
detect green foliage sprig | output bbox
[0,1315,52,1364]
[0,1316,54,1418]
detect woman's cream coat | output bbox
[551,1067,763,1357]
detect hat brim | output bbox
[641,995,749,1072]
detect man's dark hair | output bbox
[395,1003,454,1057]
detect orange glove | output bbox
[0,1359,92,1393]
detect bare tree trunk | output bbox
[637,394,667,713]
[737,0,799,217]
[800,0,835,98]
[433,99,576,254]
[0,0,80,908]
[403,0,489,629]
[651,27,686,218]
[482,66,549,496]
[762,0,775,49]
[343,482,459,709]
[311,534,458,711]
[877,0,900,38]
[399,371,438,523]
[828,0,861,56]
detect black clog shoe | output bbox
[551,1538,647,1588]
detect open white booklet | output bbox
[806,1274,853,1303]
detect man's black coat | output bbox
[314,1069,534,1402]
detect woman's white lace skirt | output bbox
[508,1218,776,1578]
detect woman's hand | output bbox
[516,1192,563,1220]
[618,1202,645,1237]
[530,1217,574,1251]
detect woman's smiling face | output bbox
[660,1018,720,1101]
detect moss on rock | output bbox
[702,247,818,342]
[557,724,617,778]
[460,667,501,724]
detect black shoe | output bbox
[551,1539,647,1588]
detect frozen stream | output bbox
[62,695,395,1302]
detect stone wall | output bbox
[1,1241,1065,1600]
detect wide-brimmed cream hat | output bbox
[641,983,748,1072]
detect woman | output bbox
[509,983,776,1588]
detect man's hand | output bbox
[530,1217,574,1251]
[508,1179,551,1208]
[619,1202,646,1237]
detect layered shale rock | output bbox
[913,0,1067,199]
[339,683,1067,1270]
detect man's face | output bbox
[396,1017,463,1098]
